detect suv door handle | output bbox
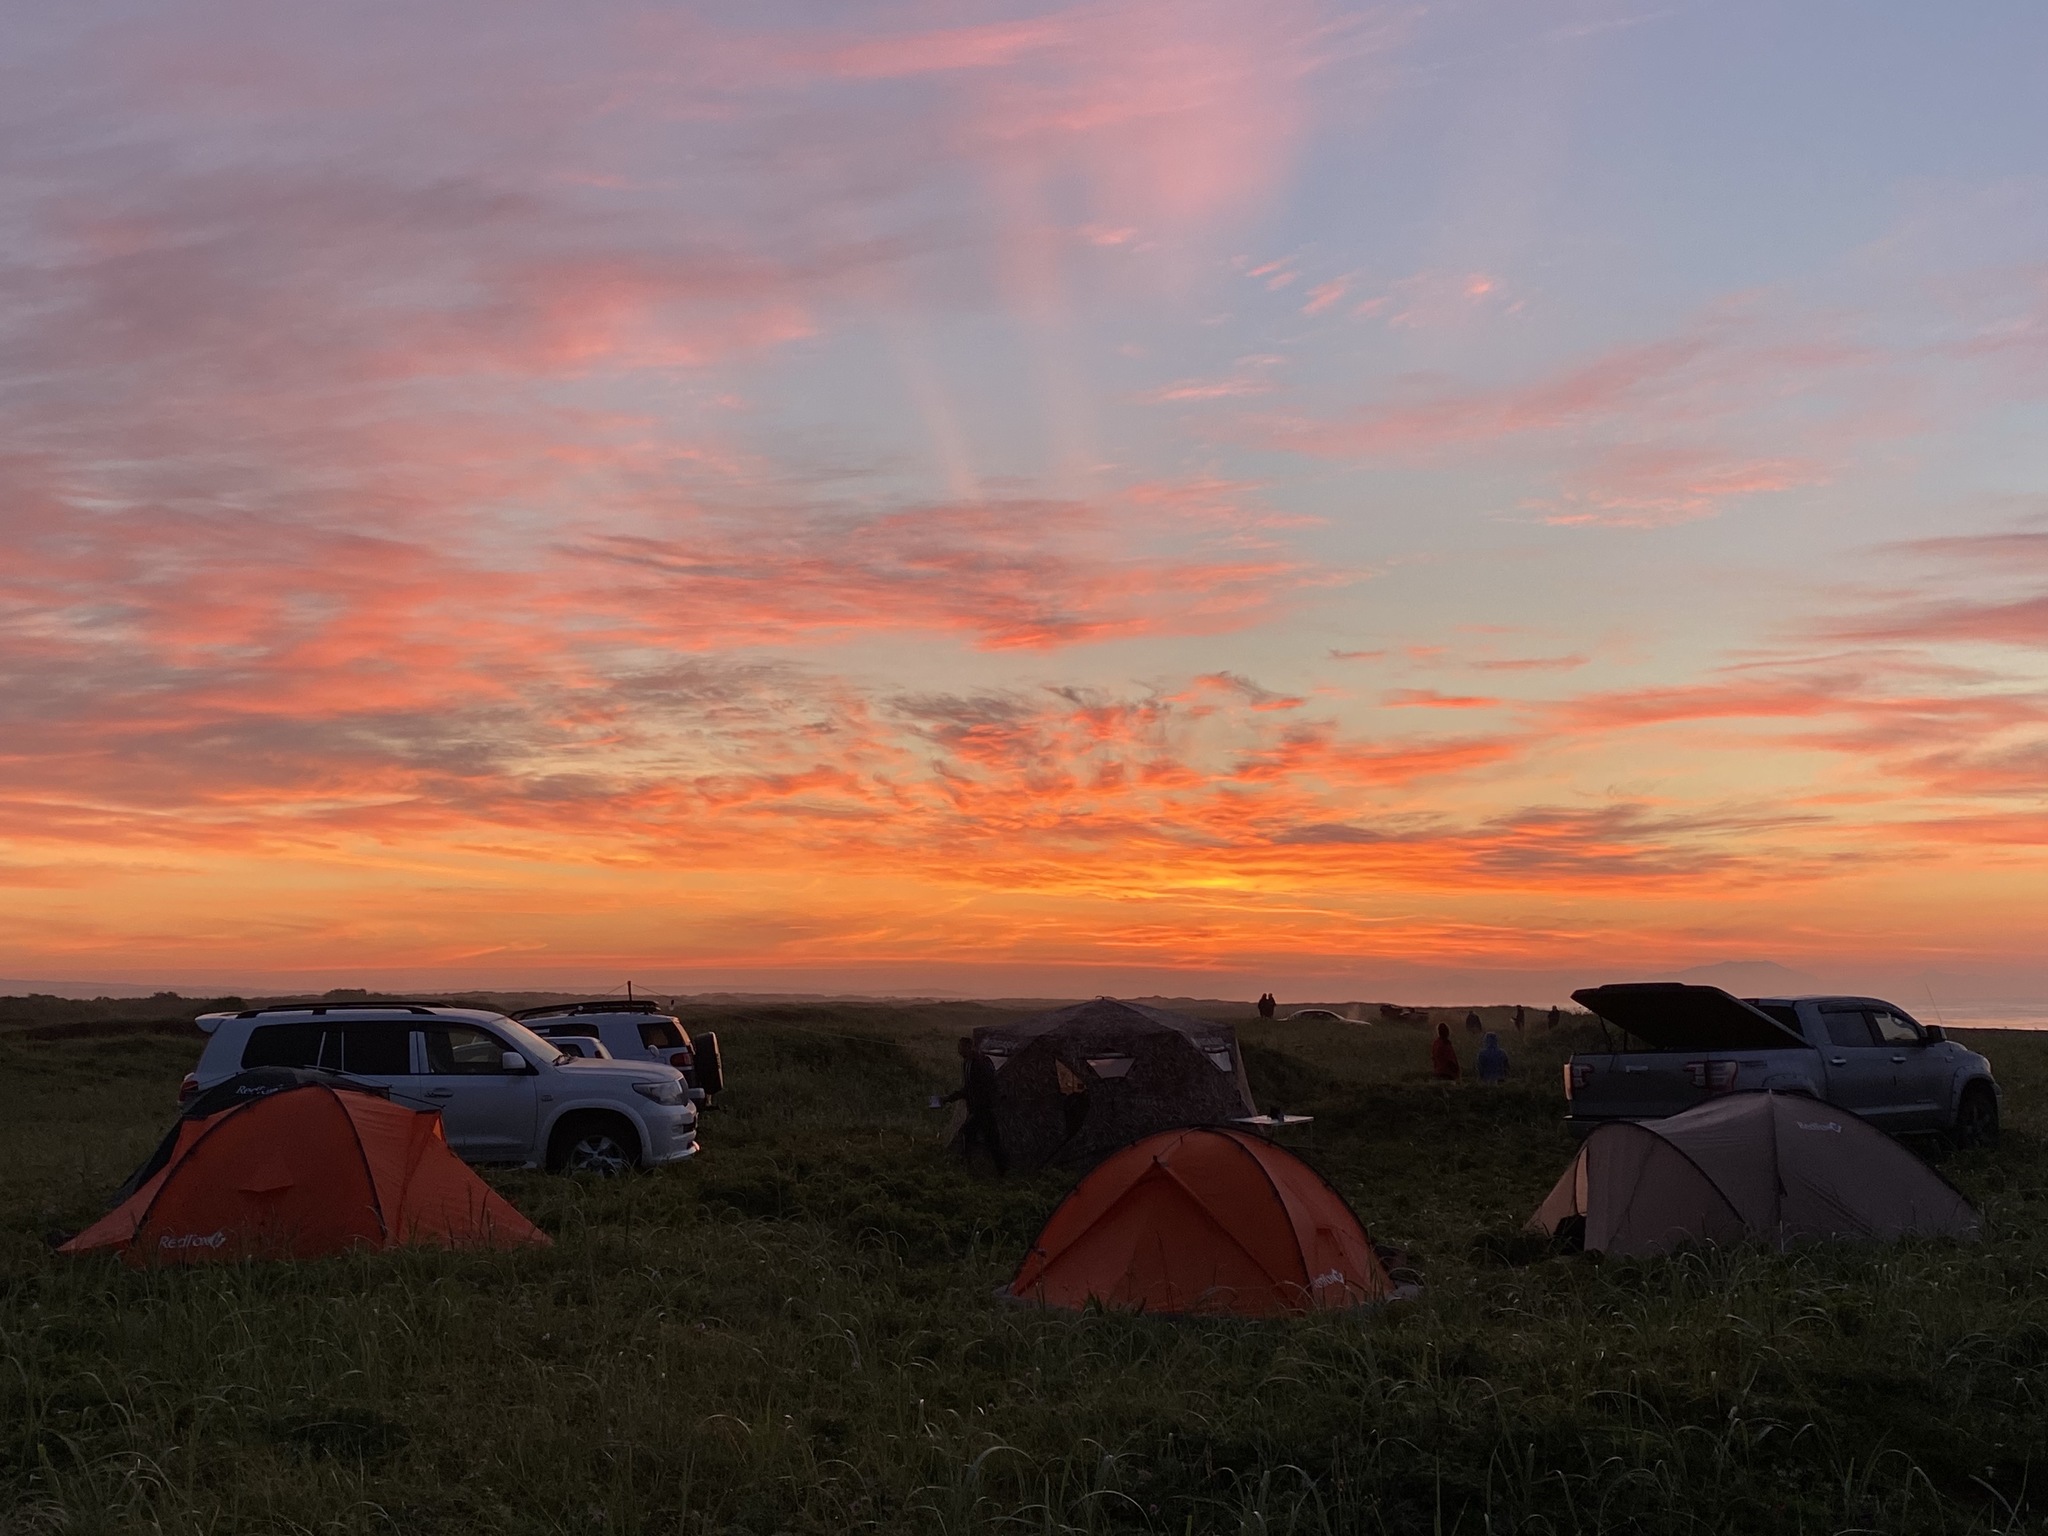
[426,1088,454,1098]
[1829,1056,1847,1066]
[1890,1054,1907,1064]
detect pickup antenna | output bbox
[1921,977,1947,1030]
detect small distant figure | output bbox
[1477,1032,1510,1083]
[1512,1004,1526,1034]
[1257,993,1277,1019]
[944,1036,1007,1175]
[1430,1022,1462,1081]
[1547,1005,1561,1031]
[1464,1009,1483,1034]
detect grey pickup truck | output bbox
[1564,983,2001,1145]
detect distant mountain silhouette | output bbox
[1664,960,1827,994]
[0,977,173,999]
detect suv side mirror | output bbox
[500,1049,530,1072]
[1923,1025,1946,1043]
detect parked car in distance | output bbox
[1284,1008,1351,1023]
[182,1001,698,1174]
[511,1000,723,1102]
[1565,983,2000,1145]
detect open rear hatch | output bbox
[1571,983,1807,1051]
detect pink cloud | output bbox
[1471,654,1589,673]
[803,0,1331,249]
[1300,275,1351,315]
[1254,331,1722,458]
[1383,689,1503,710]
[1244,304,1918,525]
[1139,377,1277,403]
[1536,447,1831,528]
[1135,353,1284,404]
[821,20,1066,79]
[1821,529,2048,648]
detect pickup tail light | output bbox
[1684,1060,1740,1093]
[1565,1063,1594,1099]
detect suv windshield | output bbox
[491,1017,567,1058]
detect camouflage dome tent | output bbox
[960,998,1257,1173]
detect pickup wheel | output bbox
[1953,1083,1999,1150]
[547,1113,641,1175]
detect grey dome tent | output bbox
[962,998,1257,1173]
[1528,1091,1980,1256]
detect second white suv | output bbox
[511,1001,723,1102]
[182,1002,698,1174]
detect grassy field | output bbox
[3,1000,2045,1535]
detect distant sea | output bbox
[1930,1004,2048,1032]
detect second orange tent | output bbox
[1008,1127,1393,1316]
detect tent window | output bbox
[338,1024,410,1075]
[1820,1008,1878,1048]
[1205,1048,1235,1073]
[241,1023,324,1071]
[1086,1056,1136,1079]
[422,1025,519,1075]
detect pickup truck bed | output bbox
[1564,983,1999,1142]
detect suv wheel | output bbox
[548,1114,641,1175]
[1953,1082,1999,1149]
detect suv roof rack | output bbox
[511,999,664,1021]
[230,1000,496,1019]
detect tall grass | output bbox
[2,1008,2043,1533]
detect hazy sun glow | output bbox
[5,2,2048,1000]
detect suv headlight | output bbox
[632,1079,688,1106]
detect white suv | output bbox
[511,1001,722,1102]
[183,1002,698,1174]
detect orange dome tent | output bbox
[1008,1127,1394,1316]
[61,1069,548,1265]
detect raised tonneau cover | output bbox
[1571,983,1809,1051]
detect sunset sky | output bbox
[5,2,2048,1002]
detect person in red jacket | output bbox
[1430,1021,1462,1081]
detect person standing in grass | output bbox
[1430,1021,1462,1081]
[944,1036,1007,1175]
[1548,1004,1561,1031]
[1477,1032,1509,1083]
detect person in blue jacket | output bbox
[1477,1032,1510,1084]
